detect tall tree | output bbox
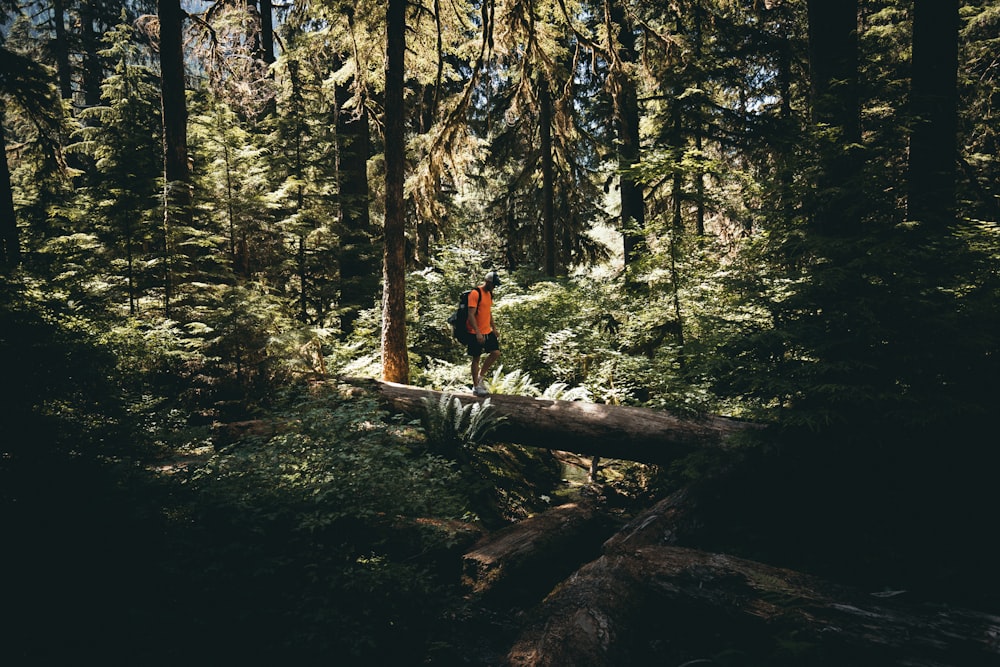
[192,101,257,277]
[906,0,959,228]
[268,50,341,324]
[607,0,645,280]
[76,16,163,314]
[0,106,17,269]
[79,1,104,108]
[478,0,608,273]
[157,0,192,316]
[50,0,73,100]
[959,2,1000,222]
[806,0,861,234]
[333,46,379,335]
[0,46,65,270]
[258,0,276,66]
[381,0,409,383]
[538,77,556,276]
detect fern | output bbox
[464,398,506,443]
[485,365,540,396]
[420,393,507,459]
[452,395,469,434]
[541,382,591,401]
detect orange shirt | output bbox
[466,286,493,335]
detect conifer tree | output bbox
[605,0,645,279]
[960,2,1000,222]
[806,0,861,234]
[332,46,379,335]
[476,0,608,273]
[381,0,408,383]
[75,16,162,314]
[285,46,344,321]
[0,29,66,270]
[190,99,271,281]
[157,0,193,317]
[193,0,278,120]
[0,106,18,269]
[907,0,959,229]
[50,0,73,100]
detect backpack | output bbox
[446,287,481,343]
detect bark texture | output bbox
[381,0,409,383]
[0,114,18,269]
[507,545,1000,667]
[907,0,959,228]
[806,0,861,234]
[463,502,619,603]
[363,380,760,465]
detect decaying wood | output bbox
[350,379,762,465]
[506,545,1000,666]
[462,502,620,603]
[602,481,711,553]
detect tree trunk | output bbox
[539,79,556,277]
[257,0,277,118]
[335,55,377,336]
[507,545,1000,667]
[0,109,19,270]
[80,2,103,109]
[806,1,860,235]
[906,0,959,229]
[381,0,410,383]
[158,0,191,199]
[52,0,73,101]
[258,0,275,66]
[462,501,619,603]
[610,0,645,282]
[500,468,1000,666]
[692,1,705,237]
[158,0,192,317]
[772,1,796,226]
[668,87,687,351]
[358,380,759,465]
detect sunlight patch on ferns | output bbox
[419,393,507,456]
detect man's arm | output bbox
[467,306,480,335]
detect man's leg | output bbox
[479,350,500,383]
[470,355,481,387]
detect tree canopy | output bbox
[2,0,999,663]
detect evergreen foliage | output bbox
[71,15,162,314]
[2,0,1000,660]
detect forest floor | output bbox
[124,425,999,665]
[437,444,1000,666]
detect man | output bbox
[466,270,501,396]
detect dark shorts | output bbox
[466,331,500,357]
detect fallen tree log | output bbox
[347,379,762,466]
[462,501,620,604]
[602,479,714,553]
[506,545,1000,667]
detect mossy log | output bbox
[506,545,1000,667]
[352,379,761,466]
[462,501,620,605]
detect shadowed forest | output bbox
[2,0,999,664]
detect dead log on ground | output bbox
[462,502,620,605]
[348,379,762,466]
[602,481,712,553]
[506,545,1000,667]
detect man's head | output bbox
[484,270,500,290]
